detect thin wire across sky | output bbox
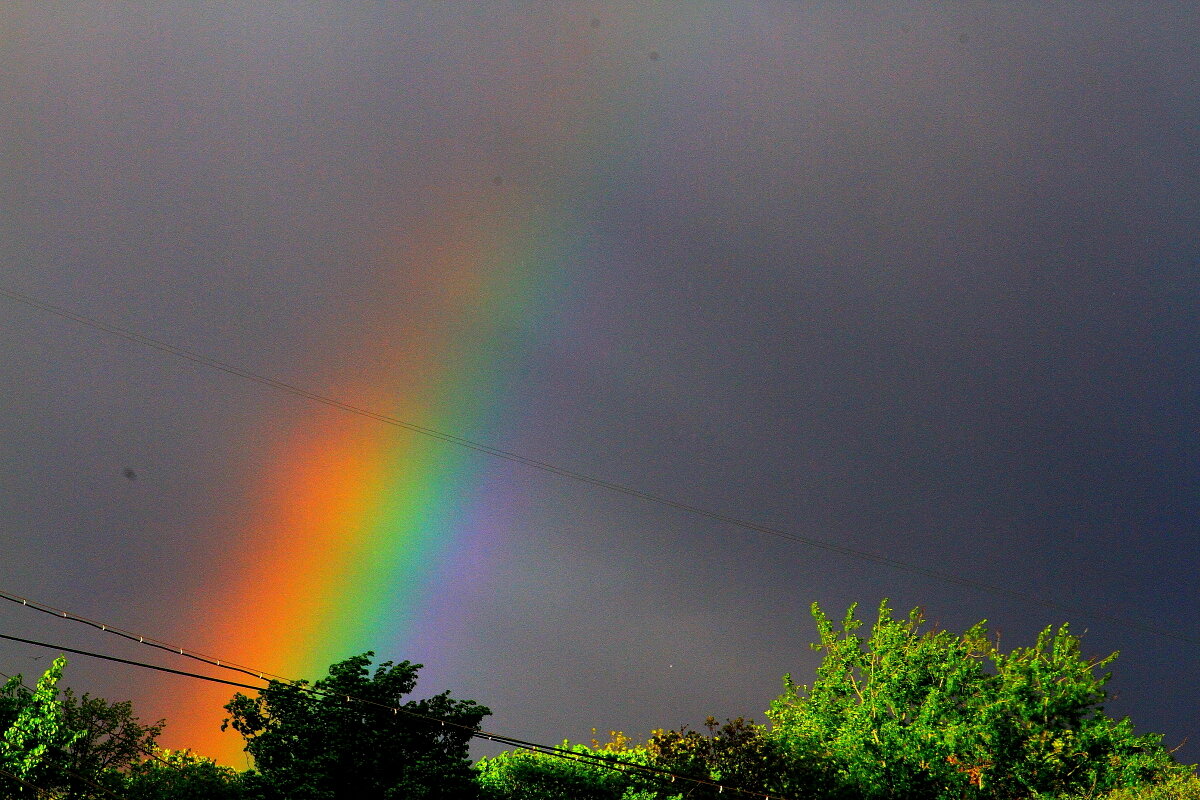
[0,285,1194,648]
[0,625,795,800]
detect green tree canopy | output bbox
[475,738,651,800]
[644,716,804,799]
[0,657,81,796]
[58,687,166,797]
[1,657,174,798]
[223,651,489,800]
[476,720,799,800]
[124,748,262,800]
[766,600,1192,800]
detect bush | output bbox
[766,600,1190,800]
[475,740,648,800]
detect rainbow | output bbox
[160,204,593,764]
[150,11,696,763]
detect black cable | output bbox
[0,633,266,693]
[0,632,793,799]
[0,588,290,684]
[0,286,1193,647]
[0,590,671,770]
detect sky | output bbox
[1,1,1198,769]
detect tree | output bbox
[1078,770,1200,800]
[475,741,643,800]
[0,657,81,796]
[475,731,665,800]
[58,688,165,798]
[644,717,805,799]
[124,749,262,800]
[476,722,800,800]
[223,652,489,800]
[0,658,173,798]
[766,600,1192,800]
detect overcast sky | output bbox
[1,2,1197,768]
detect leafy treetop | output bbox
[766,600,1191,800]
[224,651,490,800]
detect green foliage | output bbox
[0,674,25,731]
[766,600,1191,800]
[1077,770,1200,800]
[476,721,798,800]
[475,739,649,800]
[60,688,165,773]
[124,749,264,800]
[223,651,490,800]
[645,717,805,799]
[0,657,175,798]
[58,687,166,797]
[0,656,81,795]
[1,610,1191,800]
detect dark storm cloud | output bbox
[1,1,1197,765]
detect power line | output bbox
[0,633,271,692]
[0,589,291,685]
[0,631,796,800]
[1,286,1194,647]
[0,584,771,794]
[0,632,693,792]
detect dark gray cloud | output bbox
[1,2,1197,766]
